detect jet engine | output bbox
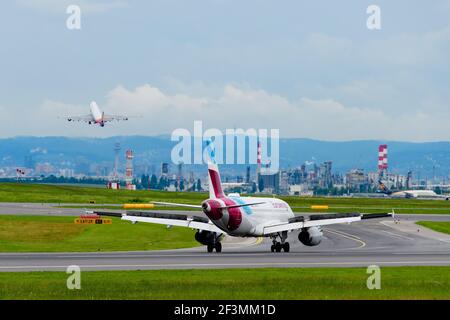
[298,227,323,246]
[201,199,223,220]
[194,230,215,245]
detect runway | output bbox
[0,203,450,271]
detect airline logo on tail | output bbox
[205,140,225,199]
[378,180,393,195]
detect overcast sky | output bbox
[0,0,449,141]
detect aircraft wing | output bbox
[152,201,202,209]
[102,114,129,122]
[263,212,392,235]
[65,114,93,122]
[96,211,223,233]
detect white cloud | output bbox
[1,83,449,141]
[86,84,450,141]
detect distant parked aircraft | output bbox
[65,101,128,127]
[378,180,449,200]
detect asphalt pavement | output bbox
[0,202,449,271]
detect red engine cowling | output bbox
[202,198,243,232]
[201,199,223,220]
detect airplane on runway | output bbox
[100,141,392,253]
[64,101,128,127]
[378,180,449,200]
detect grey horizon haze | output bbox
[2,136,449,177]
[1,1,449,142]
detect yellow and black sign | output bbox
[75,218,112,225]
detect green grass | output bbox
[282,197,450,214]
[0,182,449,214]
[0,267,449,300]
[417,221,450,235]
[0,182,206,205]
[0,215,198,252]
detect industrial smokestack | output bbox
[378,144,388,175]
[125,149,136,190]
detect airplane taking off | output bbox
[65,101,128,127]
[99,142,392,253]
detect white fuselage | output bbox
[391,190,437,198]
[89,101,103,123]
[210,195,295,237]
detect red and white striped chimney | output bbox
[257,140,262,176]
[378,144,388,171]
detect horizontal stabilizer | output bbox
[220,202,266,210]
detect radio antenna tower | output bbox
[113,142,121,181]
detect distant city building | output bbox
[258,171,280,194]
[35,162,55,175]
[24,155,34,169]
[367,171,380,186]
[345,169,368,189]
[289,184,313,196]
[279,170,290,194]
[161,162,169,176]
[406,171,412,189]
[384,172,408,190]
[59,168,74,178]
[246,166,251,183]
[318,161,333,188]
[107,181,120,190]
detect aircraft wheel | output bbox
[215,242,222,253]
[283,242,290,252]
[275,242,282,252]
[207,244,214,253]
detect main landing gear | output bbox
[270,231,290,253]
[207,241,222,253]
[195,231,222,253]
